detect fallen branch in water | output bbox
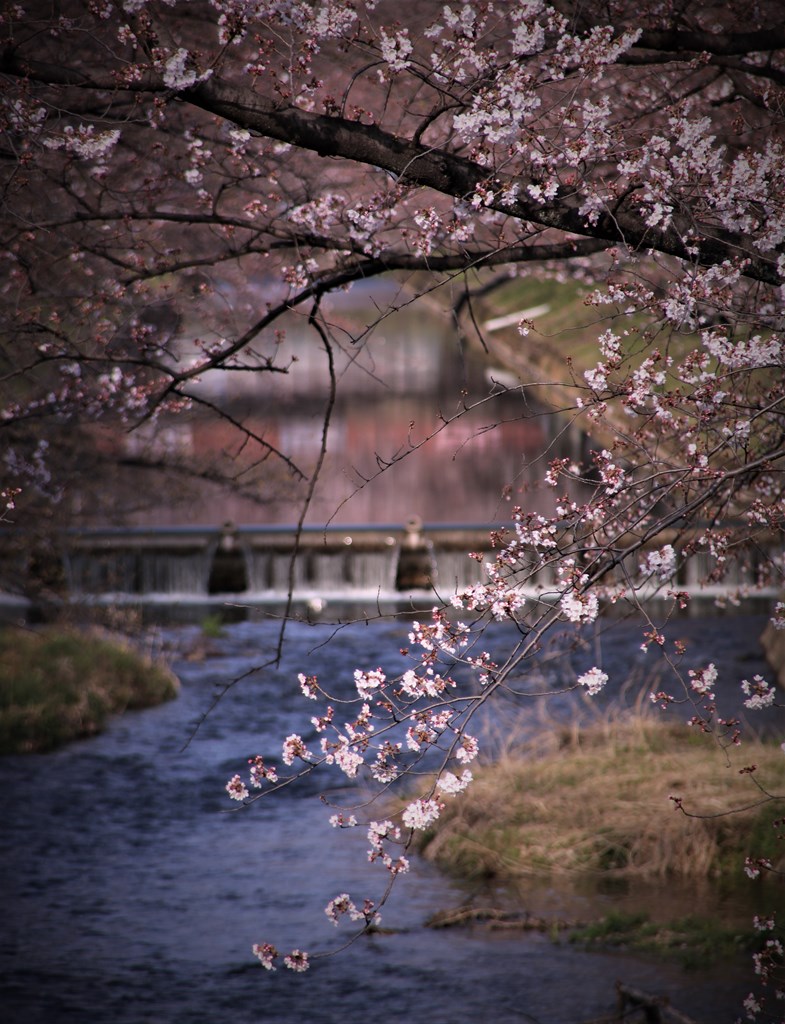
[425,905,582,931]
[614,982,701,1024]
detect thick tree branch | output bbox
[185,78,780,286]
[635,26,785,57]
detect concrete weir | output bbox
[4,520,778,618]
[59,520,494,604]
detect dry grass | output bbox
[416,718,785,885]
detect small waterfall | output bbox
[64,549,140,595]
[431,550,487,593]
[63,529,215,598]
[244,542,399,594]
[245,549,309,591]
[138,550,212,594]
[65,547,213,596]
[347,549,399,590]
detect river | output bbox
[0,612,777,1023]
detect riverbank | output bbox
[410,716,785,972]
[416,718,785,886]
[0,625,179,754]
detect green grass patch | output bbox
[569,910,761,969]
[0,626,179,754]
[200,613,226,639]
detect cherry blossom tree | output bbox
[2,0,785,1017]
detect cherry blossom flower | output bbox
[689,664,718,699]
[745,857,773,881]
[324,893,360,926]
[641,544,677,582]
[225,774,248,801]
[577,667,608,696]
[354,668,385,698]
[379,28,413,73]
[42,125,121,161]
[282,734,312,766]
[161,48,211,90]
[741,677,777,711]
[560,590,599,624]
[436,769,473,797]
[743,992,762,1017]
[329,813,357,828]
[283,949,309,972]
[298,673,319,699]
[248,756,277,787]
[251,943,278,971]
[402,797,442,831]
[455,734,479,764]
[323,737,364,779]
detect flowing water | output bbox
[0,613,778,1024]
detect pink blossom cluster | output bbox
[742,676,778,711]
[576,667,607,696]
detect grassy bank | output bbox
[416,719,785,886]
[0,626,179,754]
[568,910,757,970]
